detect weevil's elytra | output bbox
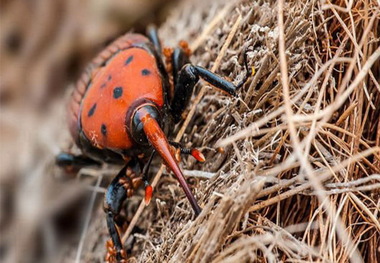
[80,48,164,150]
[56,26,251,263]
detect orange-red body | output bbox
[81,48,164,149]
[68,34,169,162]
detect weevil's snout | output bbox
[132,104,202,216]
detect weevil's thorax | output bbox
[79,47,167,157]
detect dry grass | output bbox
[131,0,380,262]
[1,0,379,262]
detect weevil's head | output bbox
[129,102,201,215]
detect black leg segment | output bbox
[146,25,162,55]
[170,48,252,123]
[169,141,192,154]
[169,141,206,162]
[171,63,239,123]
[191,65,239,96]
[141,150,156,184]
[55,152,101,172]
[104,161,143,261]
[172,47,190,88]
[170,64,200,123]
[170,64,244,123]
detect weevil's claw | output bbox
[250,66,255,76]
[191,149,206,162]
[145,184,153,205]
[168,141,205,162]
[217,147,225,154]
[105,239,127,263]
[175,148,181,163]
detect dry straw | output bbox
[133,0,380,262]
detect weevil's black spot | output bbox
[108,75,112,81]
[101,124,107,136]
[141,69,151,76]
[125,55,133,65]
[100,83,106,89]
[113,87,123,99]
[88,103,97,117]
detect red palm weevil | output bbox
[56,26,251,262]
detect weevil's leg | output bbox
[168,47,192,123]
[170,49,252,123]
[146,25,162,55]
[170,63,200,123]
[104,161,143,262]
[186,58,252,97]
[141,150,156,205]
[172,47,191,89]
[141,150,156,183]
[169,141,205,162]
[55,152,101,173]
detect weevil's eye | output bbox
[131,104,161,145]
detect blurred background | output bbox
[0,0,176,262]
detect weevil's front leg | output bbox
[146,25,162,55]
[169,141,206,163]
[170,49,252,123]
[104,161,143,263]
[170,64,200,123]
[55,152,101,174]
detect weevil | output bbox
[56,26,251,262]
